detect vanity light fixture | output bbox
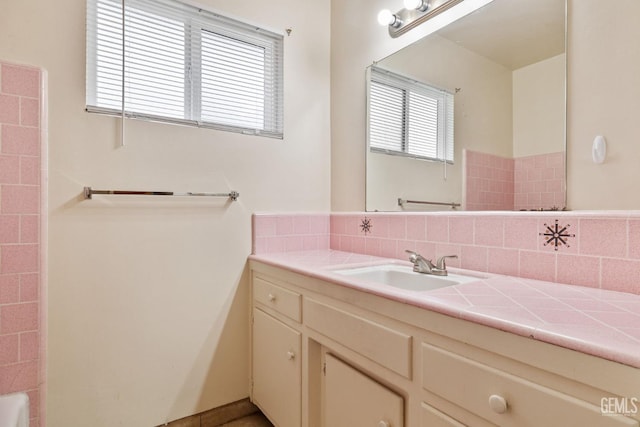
[379,0,465,38]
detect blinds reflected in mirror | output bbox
[368,66,454,163]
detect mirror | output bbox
[366,0,566,212]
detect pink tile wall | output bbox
[252,213,330,254]
[330,212,640,295]
[463,150,514,211]
[514,152,566,210]
[0,61,45,427]
[253,211,640,295]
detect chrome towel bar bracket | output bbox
[398,198,460,209]
[83,187,239,201]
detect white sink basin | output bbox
[334,263,482,291]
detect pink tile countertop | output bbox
[249,249,640,369]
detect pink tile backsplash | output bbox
[254,211,640,296]
[464,150,514,211]
[252,213,330,254]
[464,150,566,211]
[514,152,566,211]
[0,60,44,427]
[579,218,627,257]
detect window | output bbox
[368,66,454,162]
[86,0,284,138]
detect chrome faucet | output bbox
[405,250,458,276]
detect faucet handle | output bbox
[405,249,420,262]
[436,255,458,270]
[405,249,432,262]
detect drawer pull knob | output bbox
[489,394,508,414]
[287,351,296,360]
[268,293,276,302]
[378,421,390,427]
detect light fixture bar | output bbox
[386,0,464,38]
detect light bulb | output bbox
[377,9,395,26]
[404,0,421,9]
[403,0,429,11]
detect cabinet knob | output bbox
[287,351,296,360]
[489,394,508,414]
[268,293,276,302]
[378,421,391,427]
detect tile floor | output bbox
[159,399,273,427]
[219,413,273,426]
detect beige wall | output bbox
[513,53,565,158]
[0,0,330,425]
[567,0,640,209]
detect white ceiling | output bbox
[435,0,565,70]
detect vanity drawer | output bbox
[421,343,638,427]
[253,275,301,323]
[305,298,412,379]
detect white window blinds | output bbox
[369,66,454,162]
[86,0,284,138]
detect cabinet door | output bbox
[323,353,404,427]
[252,308,301,427]
[420,402,466,427]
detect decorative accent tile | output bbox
[539,219,575,251]
[359,216,372,234]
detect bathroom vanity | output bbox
[249,251,640,427]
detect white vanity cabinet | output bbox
[250,260,640,427]
[251,276,302,427]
